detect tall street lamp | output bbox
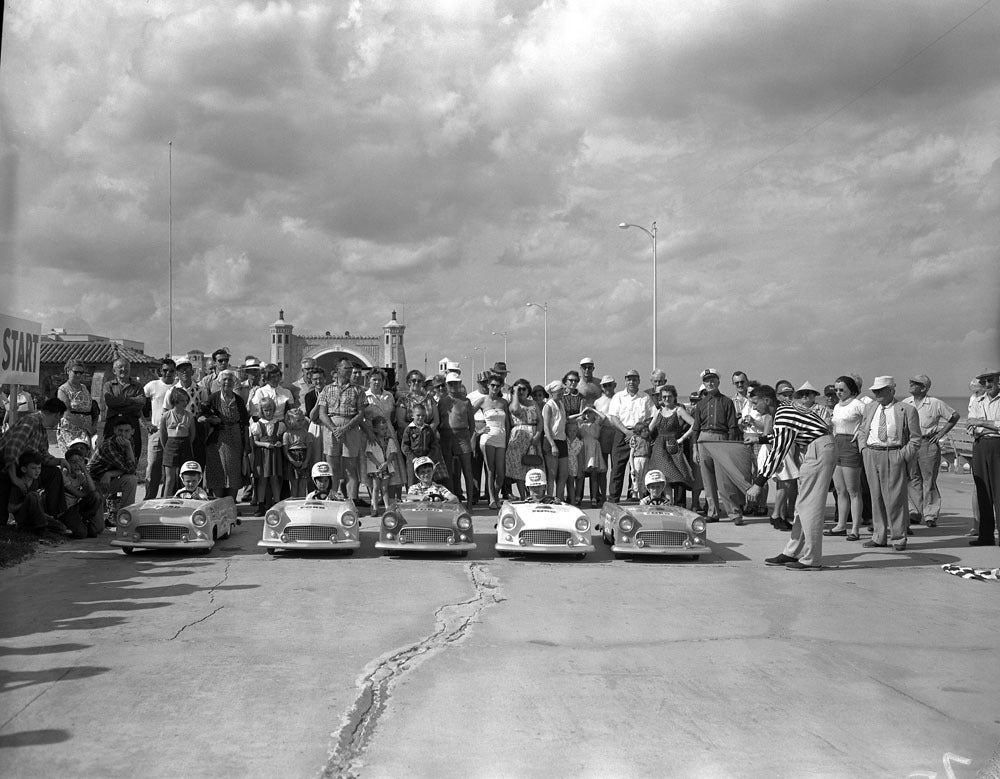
[619,221,657,371]
[491,331,508,365]
[525,301,548,384]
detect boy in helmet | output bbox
[406,456,458,503]
[639,470,672,506]
[306,461,342,501]
[523,467,558,503]
[174,461,210,500]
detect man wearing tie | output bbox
[857,376,921,551]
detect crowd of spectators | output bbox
[1,351,997,569]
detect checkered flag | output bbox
[941,563,1000,582]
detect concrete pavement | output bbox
[1,469,998,778]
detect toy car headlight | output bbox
[341,512,357,528]
[619,516,635,533]
[501,514,516,531]
[265,510,281,527]
[692,518,706,535]
[192,510,208,528]
[457,516,472,531]
[382,514,398,530]
[116,510,132,527]
[575,517,590,533]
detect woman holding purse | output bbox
[648,384,696,506]
[504,378,543,499]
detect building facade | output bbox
[268,310,407,383]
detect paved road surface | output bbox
[1,470,998,778]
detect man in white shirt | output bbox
[142,358,177,498]
[607,369,655,502]
[857,376,921,551]
[968,368,1000,547]
[903,374,959,527]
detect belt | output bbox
[867,444,902,451]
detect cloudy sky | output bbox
[2,0,998,394]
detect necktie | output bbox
[878,406,888,443]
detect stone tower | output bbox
[270,310,294,373]
[382,311,407,377]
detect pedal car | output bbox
[495,497,594,558]
[375,498,475,556]
[596,501,708,558]
[259,497,360,555]
[111,496,238,555]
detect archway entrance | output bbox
[311,349,373,378]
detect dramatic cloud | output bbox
[2,0,997,392]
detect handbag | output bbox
[521,445,543,467]
[664,439,680,456]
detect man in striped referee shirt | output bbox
[744,385,835,570]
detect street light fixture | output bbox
[619,221,657,371]
[491,331,508,365]
[525,301,548,384]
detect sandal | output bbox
[845,533,860,541]
[823,528,847,536]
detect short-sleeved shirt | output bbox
[608,390,655,429]
[144,379,175,427]
[1,412,55,469]
[318,381,368,419]
[903,395,956,436]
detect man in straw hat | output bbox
[902,374,959,528]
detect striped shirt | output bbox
[754,404,831,486]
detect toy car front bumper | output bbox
[258,539,360,551]
[375,540,476,553]
[111,539,212,550]
[494,540,595,555]
[611,541,708,556]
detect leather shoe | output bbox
[765,553,799,566]
[785,561,821,571]
[705,515,719,523]
[924,519,936,527]
[862,540,887,548]
[771,517,793,531]
[823,528,847,536]
[969,539,995,546]
[892,543,907,551]
[733,515,745,526]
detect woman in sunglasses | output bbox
[505,379,543,499]
[472,375,512,509]
[394,369,440,436]
[57,360,96,449]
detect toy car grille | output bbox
[287,526,338,541]
[137,525,187,541]
[400,527,452,544]
[520,529,571,545]
[636,530,687,547]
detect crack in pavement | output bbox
[320,562,503,779]
[0,667,75,732]
[167,560,232,641]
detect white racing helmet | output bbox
[180,461,202,475]
[412,456,435,473]
[311,461,333,479]
[644,469,666,487]
[524,468,546,488]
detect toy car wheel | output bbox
[195,547,211,556]
[602,529,613,545]
[121,546,134,556]
[496,550,512,558]
[457,550,469,558]
[576,553,587,560]
[613,552,629,560]
[266,547,278,555]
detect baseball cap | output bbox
[624,369,640,379]
[600,375,616,386]
[579,357,595,366]
[908,374,931,388]
[412,456,435,472]
[445,371,462,384]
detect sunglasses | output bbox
[71,370,85,374]
[566,378,579,383]
[216,358,229,363]
[489,383,502,388]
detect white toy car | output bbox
[375,500,476,556]
[259,498,361,555]
[495,497,595,558]
[597,501,708,559]
[111,497,238,555]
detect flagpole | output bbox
[168,141,174,356]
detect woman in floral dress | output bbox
[57,360,96,448]
[505,379,542,498]
[648,385,695,505]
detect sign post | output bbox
[1,314,42,428]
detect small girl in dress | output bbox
[366,416,402,512]
[571,406,606,507]
[283,408,317,498]
[159,387,196,498]
[174,460,210,500]
[251,398,286,515]
[629,420,652,501]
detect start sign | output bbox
[1,314,42,386]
